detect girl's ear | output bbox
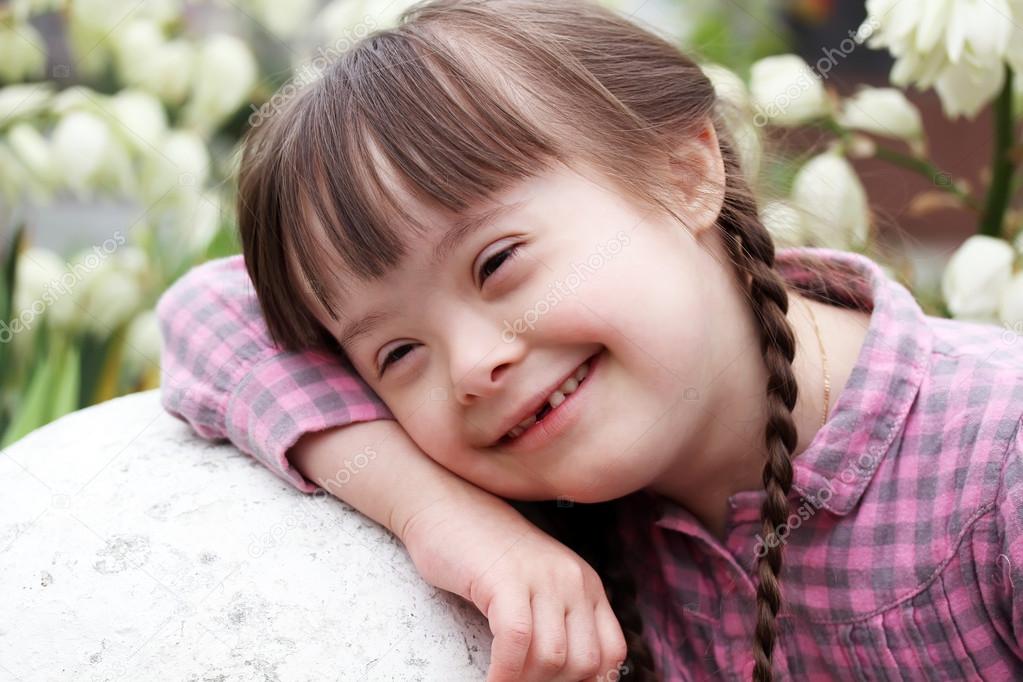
[667,118,727,239]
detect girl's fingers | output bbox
[524,593,569,681]
[486,588,533,682]
[592,597,628,682]
[562,605,601,681]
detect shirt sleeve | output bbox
[988,416,1023,657]
[155,255,394,493]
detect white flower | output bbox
[82,268,143,335]
[14,247,68,327]
[861,0,1023,119]
[702,63,762,183]
[791,152,870,250]
[114,246,149,281]
[0,142,24,203]
[49,85,107,117]
[7,122,54,188]
[317,0,417,43]
[759,200,806,247]
[73,0,178,32]
[142,130,209,200]
[147,40,193,105]
[941,235,1015,320]
[0,137,51,202]
[729,119,762,186]
[6,124,55,201]
[178,191,223,258]
[749,54,828,127]
[0,84,52,126]
[51,110,134,196]
[108,90,168,152]
[51,111,110,193]
[838,87,924,142]
[999,272,1023,327]
[254,0,318,39]
[0,22,46,83]
[184,34,257,133]
[123,309,163,379]
[703,63,750,111]
[110,20,193,105]
[11,247,78,333]
[112,19,166,86]
[67,0,178,77]
[63,249,143,336]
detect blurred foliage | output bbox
[686,4,791,77]
[0,0,799,445]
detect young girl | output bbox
[157,0,1023,680]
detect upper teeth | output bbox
[505,361,590,440]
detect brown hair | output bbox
[237,1,798,679]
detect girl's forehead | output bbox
[295,159,607,334]
[295,194,492,313]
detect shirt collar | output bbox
[649,247,934,537]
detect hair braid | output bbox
[513,500,660,681]
[713,142,799,682]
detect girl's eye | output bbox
[375,245,521,376]
[378,343,417,376]
[478,245,519,285]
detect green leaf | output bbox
[92,328,125,405]
[0,224,26,386]
[204,223,240,261]
[77,331,106,408]
[51,343,81,420]
[1,350,56,448]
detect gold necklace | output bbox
[800,297,831,428]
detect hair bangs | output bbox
[283,25,563,326]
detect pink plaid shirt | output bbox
[157,247,1023,681]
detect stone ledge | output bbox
[0,390,490,681]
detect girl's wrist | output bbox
[289,419,502,544]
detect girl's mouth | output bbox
[497,350,602,448]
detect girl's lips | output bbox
[496,349,604,453]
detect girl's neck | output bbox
[649,291,872,542]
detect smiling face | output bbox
[305,146,751,504]
[237,1,759,504]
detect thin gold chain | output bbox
[800,297,831,428]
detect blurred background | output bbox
[0,0,1015,444]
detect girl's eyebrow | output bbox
[431,199,525,267]
[338,310,394,349]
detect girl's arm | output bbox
[156,255,393,494]
[155,256,628,681]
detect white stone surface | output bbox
[0,390,491,681]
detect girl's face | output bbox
[322,132,747,503]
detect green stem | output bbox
[981,65,1016,238]
[819,117,982,211]
[872,146,982,211]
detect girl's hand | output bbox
[400,489,627,682]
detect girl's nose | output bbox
[451,319,525,405]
